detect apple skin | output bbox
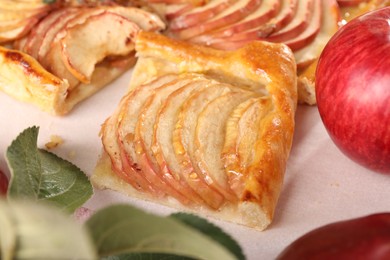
[336,0,366,7]
[277,213,390,259]
[315,7,390,174]
[0,169,8,195]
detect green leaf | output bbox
[0,198,97,260]
[171,213,245,260]
[86,204,239,260]
[6,126,93,213]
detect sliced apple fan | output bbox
[92,32,297,231]
[158,0,340,105]
[0,6,165,115]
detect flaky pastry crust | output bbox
[92,31,297,230]
[0,5,165,115]
[0,47,134,115]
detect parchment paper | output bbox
[1,69,389,259]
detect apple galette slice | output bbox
[92,31,297,230]
[0,6,165,115]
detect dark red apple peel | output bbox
[277,213,390,260]
[315,7,390,174]
[0,168,8,195]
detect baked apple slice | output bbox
[191,0,281,42]
[147,0,206,5]
[0,11,48,43]
[134,75,206,204]
[56,5,166,84]
[98,6,167,32]
[0,0,55,43]
[0,5,47,25]
[42,6,165,85]
[119,75,184,195]
[194,91,257,202]
[293,0,340,64]
[205,0,298,48]
[60,11,140,84]
[44,42,81,89]
[37,8,81,67]
[294,0,340,104]
[169,0,233,30]
[20,8,71,58]
[174,0,262,39]
[38,7,109,85]
[156,80,237,209]
[115,74,180,199]
[0,0,49,10]
[281,0,321,51]
[267,0,314,43]
[222,97,259,194]
[172,84,237,209]
[12,36,28,51]
[151,78,216,205]
[100,96,156,193]
[222,96,272,196]
[165,3,197,20]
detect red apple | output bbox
[315,7,390,174]
[0,169,8,195]
[277,213,390,259]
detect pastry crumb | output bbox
[68,150,76,159]
[331,182,340,188]
[45,135,64,149]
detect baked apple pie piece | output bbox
[0,5,165,115]
[92,31,297,230]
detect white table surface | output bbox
[1,69,389,259]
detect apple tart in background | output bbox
[91,31,297,230]
[146,0,389,105]
[145,0,341,105]
[0,2,165,115]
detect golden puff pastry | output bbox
[92,31,297,230]
[0,46,135,115]
[0,6,165,115]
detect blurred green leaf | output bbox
[6,126,93,213]
[101,253,194,260]
[171,213,245,260]
[86,204,240,260]
[0,199,97,260]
